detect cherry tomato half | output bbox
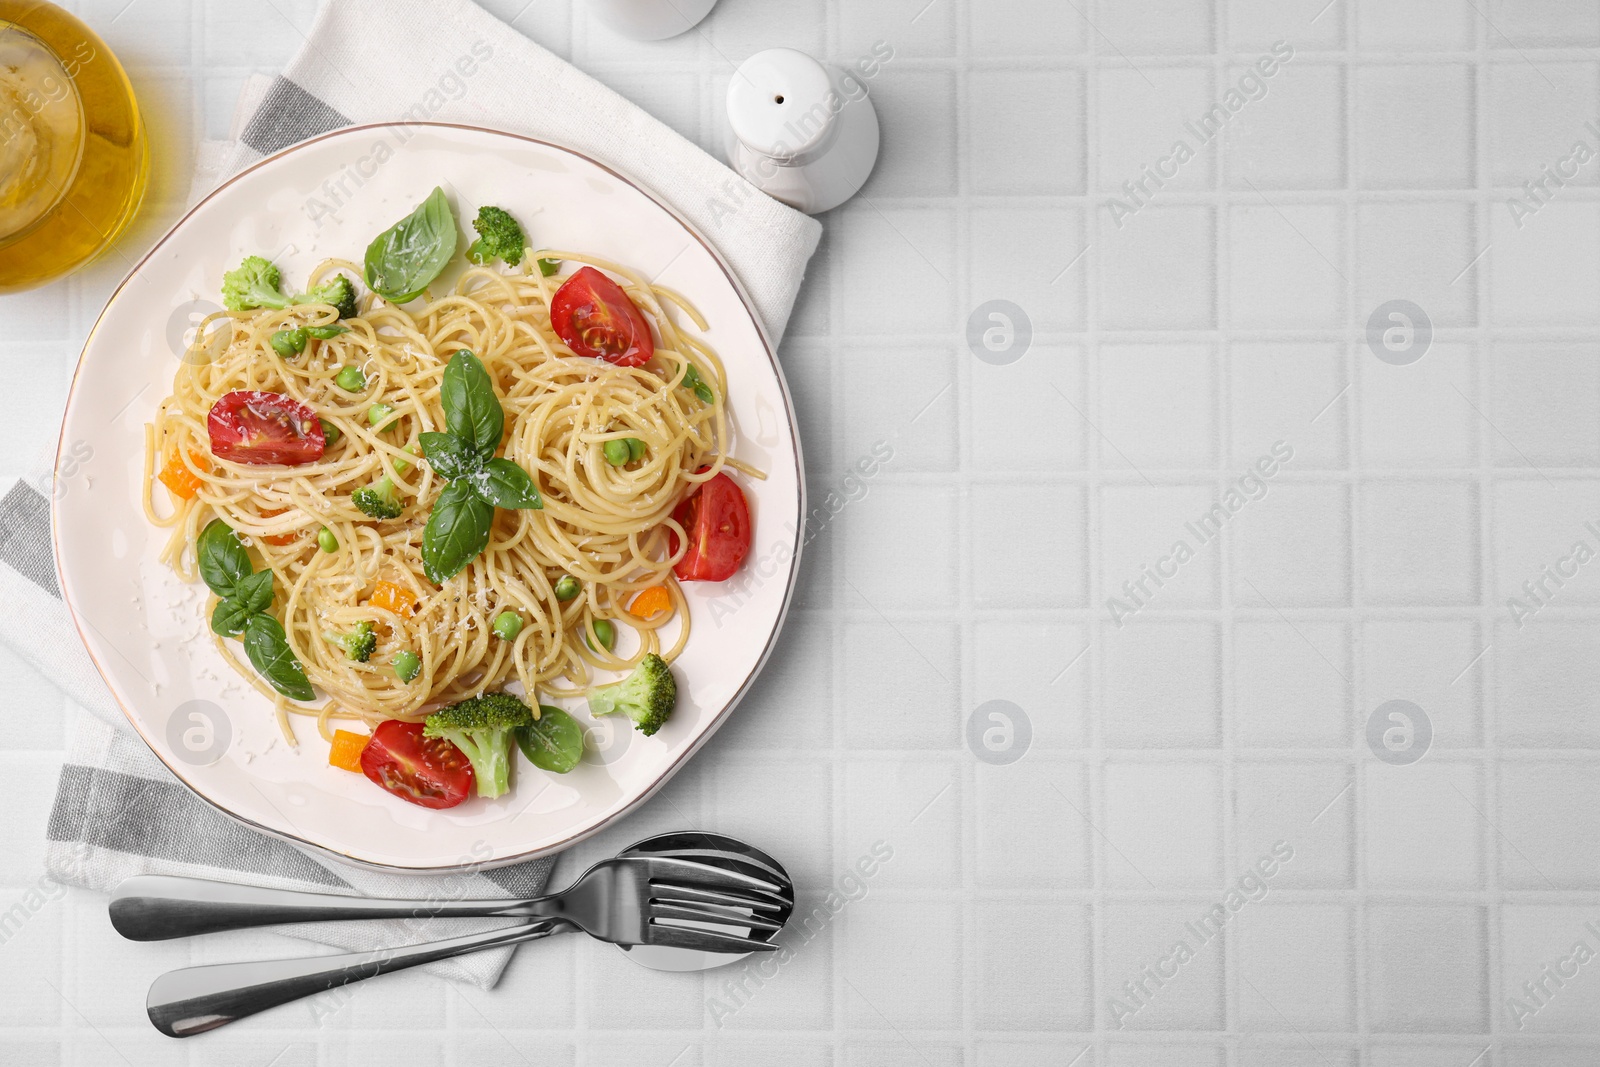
[359,720,473,809]
[549,266,655,367]
[669,471,752,582]
[208,391,326,465]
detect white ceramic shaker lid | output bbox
[727,48,838,162]
[724,48,880,214]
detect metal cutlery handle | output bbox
[147,921,565,1037]
[111,875,543,941]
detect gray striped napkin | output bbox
[21,0,820,990]
[7,473,552,989]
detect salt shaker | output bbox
[588,0,717,41]
[724,48,881,215]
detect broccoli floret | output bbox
[225,258,362,318]
[294,274,360,319]
[588,653,676,737]
[340,621,376,662]
[352,476,403,519]
[221,255,292,311]
[466,206,526,267]
[423,691,534,798]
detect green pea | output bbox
[270,328,307,357]
[317,527,338,553]
[493,611,524,641]
[319,419,342,446]
[553,575,580,601]
[393,650,421,682]
[603,439,631,466]
[336,365,366,392]
[368,403,395,427]
[394,443,419,477]
[584,618,615,653]
[625,437,646,462]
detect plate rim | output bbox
[51,120,807,874]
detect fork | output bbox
[126,850,792,1036]
[113,853,791,950]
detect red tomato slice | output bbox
[668,471,752,582]
[549,266,655,367]
[208,391,326,465]
[359,720,473,809]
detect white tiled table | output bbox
[9,0,1600,1064]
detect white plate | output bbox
[52,123,804,872]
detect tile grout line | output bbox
[688,747,1600,763]
[1209,2,1240,1051]
[1471,5,1505,1059]
[1335,2,1374,1050]
[115,48,1600,75]
[1080,1,1108,1056]
[795,325,1600,341]
[776,468,1600,487]
[1351,215,1380,1067]
[954,0,976,1060]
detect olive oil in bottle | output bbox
[0,1,147,293]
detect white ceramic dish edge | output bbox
[51,121,806,874]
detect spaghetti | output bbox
[144,254,741,744]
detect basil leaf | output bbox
[363,187,458,304]
[421,480,494,584]
[419,430,479,482]
[515,706,584,773]
[440,349,503,459]
[234,568,276,614]
[681,363,714,405]
[210,570,275,635]
[210,597,253,637]
[468,457,543,510]
[196,519,253,599]
[242,613,315,702]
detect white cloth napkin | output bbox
[206,0,820,341]
[16,0,820,991]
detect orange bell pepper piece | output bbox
[328,729,368,773]
[628,585,672,620]
[157,447,209,501]
[259,507,299,546]
[367,580,418,618]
